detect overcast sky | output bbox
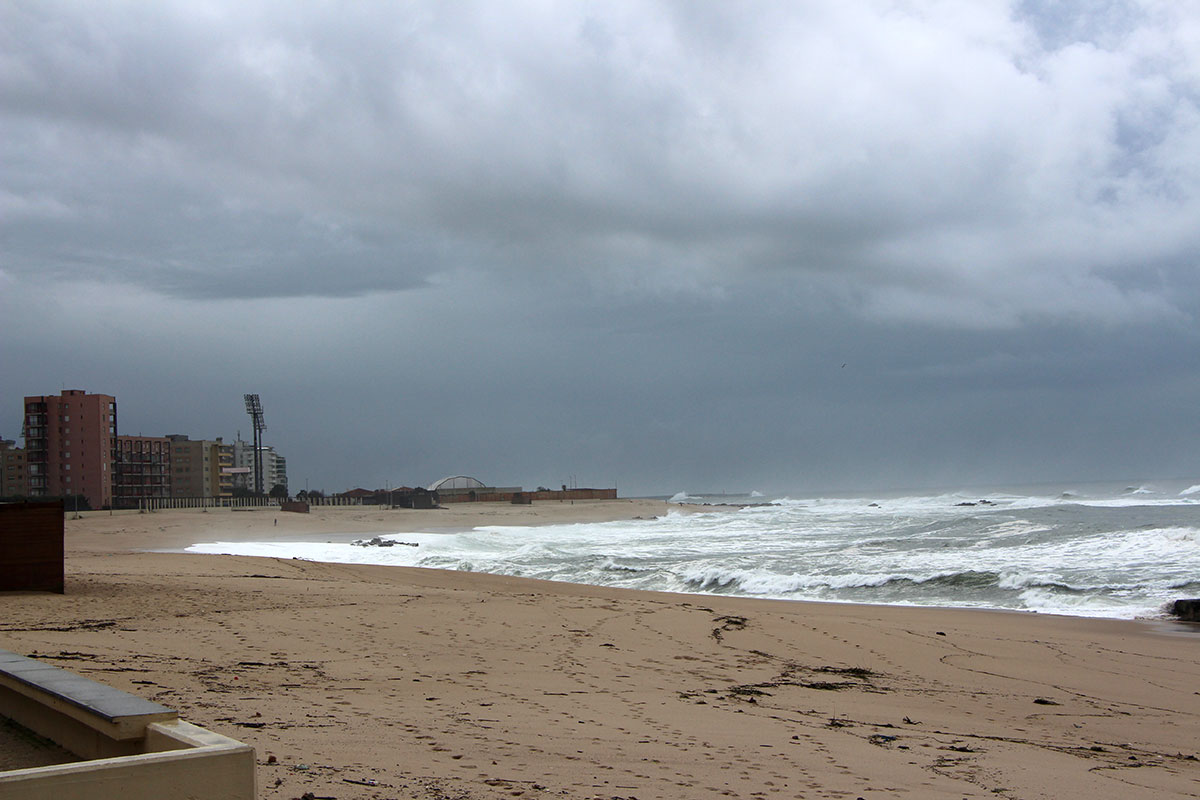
[4,1,1200,496]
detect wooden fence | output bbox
[0,501,64,593]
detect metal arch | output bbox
[427,475,487,492]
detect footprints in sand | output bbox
[14,560,1200,800]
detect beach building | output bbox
[0,440,28,498]
[113,435,172,508]
[231,439,287,495]
[21,390,118,509]
[167,435,233,499]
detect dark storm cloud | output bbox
[4,1,1198,319]
[4,1,1200,493]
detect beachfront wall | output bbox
[91,489,616,511]
[127,494,360,511]
[0,501,64,593]
[304,495,360,506]
[437,488,618,503]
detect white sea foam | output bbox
[185,481,1200,620]
[1071,496,1196,508]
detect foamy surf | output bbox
[187,479,1200,620]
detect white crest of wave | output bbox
[1180,484,1200,496]
[679,565,912,595]
[669,491,695,503]
[1153,526,1200,544]
[1016,586,1155,619]
[750,490,764,497]
[1074,496,1194,508]
[680,566,809,595]
[996,571,1063,591]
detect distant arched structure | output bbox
[427,475,487,493]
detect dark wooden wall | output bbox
[0,501,64,593]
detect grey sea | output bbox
[189,479,1200,620]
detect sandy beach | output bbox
[3,501,1200,799]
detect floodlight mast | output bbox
[243,393,266,496]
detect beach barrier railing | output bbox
[129,495,363,511]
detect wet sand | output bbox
[2,502,1199,799]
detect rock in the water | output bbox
[351,536,419,548]
[1170,599,1200,621]
[352,536,395,547]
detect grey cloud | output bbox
[5,1,1199,319]
[5,1,1200,494]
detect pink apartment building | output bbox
[23,390,118,509]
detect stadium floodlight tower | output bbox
[243,393,266,496]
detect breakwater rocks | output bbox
[351,537,419,548]
[1170,599,1200,621]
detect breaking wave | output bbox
[679,568,1118,597]
[189,478,1200,621]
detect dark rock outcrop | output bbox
[1170,599,1200,621]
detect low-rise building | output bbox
[0,439,28,498]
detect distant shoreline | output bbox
[65,498,699,553]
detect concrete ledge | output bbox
[0,721,255,800]
[0,650,176,758]
[0,650,255,799]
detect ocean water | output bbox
[186,480,1200,620]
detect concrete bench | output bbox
[0,649,255,799]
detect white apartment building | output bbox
[230,439,288,495]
